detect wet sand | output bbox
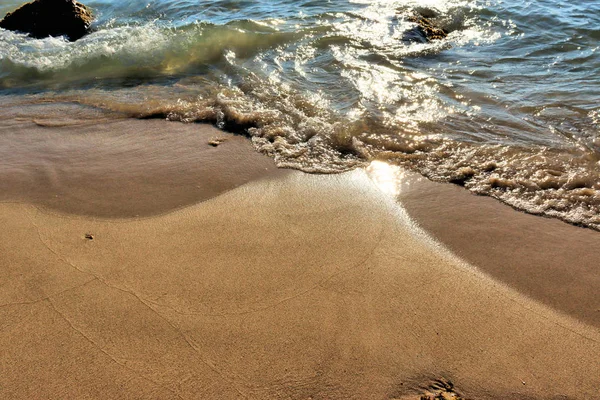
[397,171,600,328]
[0,102,287,217]
[1,110,600,399]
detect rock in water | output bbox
[407,14,448,41]
[0,0,93,41]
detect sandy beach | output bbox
[1,110,600,399]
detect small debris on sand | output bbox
[419,379,465,400]
[208,137,228,147]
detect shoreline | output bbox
[396,170,600,328]
[1,112,600,399]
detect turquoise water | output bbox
[1,0,599,229]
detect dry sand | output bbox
[1,110,599,399]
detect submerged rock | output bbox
[407,14,448,41]
[0,0,93,41]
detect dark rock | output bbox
[0,0,93,41]
[407,14,448,41]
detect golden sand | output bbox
[1,114,599,399]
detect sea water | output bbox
[1,0,599,229]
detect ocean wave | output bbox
[0,0,494,88]
[0,20,305,88]
[66,71,600,230]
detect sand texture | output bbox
[0,105,286,218]
[1,169,600,399]
[397,171,600,328]
[1,111,599,399]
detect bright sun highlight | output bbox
[366,160,405,197]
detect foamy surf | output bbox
[1,0,599,230]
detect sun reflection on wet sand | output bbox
[366,160,407,197]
